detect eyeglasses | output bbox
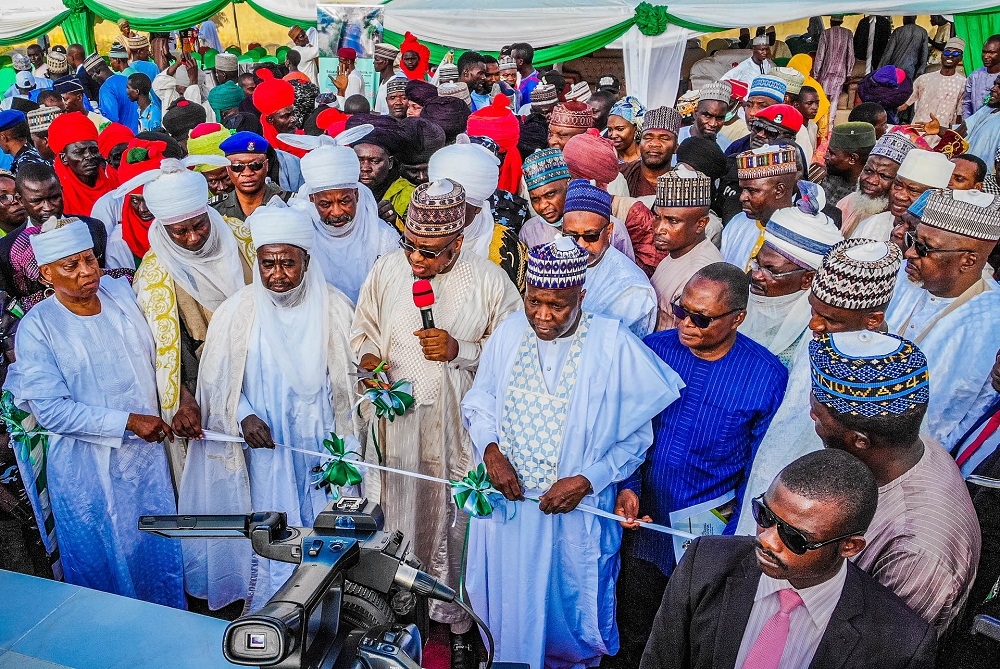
[398,233,459,259]
[670,299,742,329]
[0,193,21,206]
[229,161,266,173]
[748,256,810,280]
[751,495,861,555]
[563,222,610,244]
[904,231,972,258]
[942,49,963,58]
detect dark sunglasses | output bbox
[904,231,971,258]
[229,161,266,173]
[750,121,782,138]
[670,299,741,329]
[751,495,860,555]
[942,49,963,57]
[398,233,459,259]
[563,222,610,244]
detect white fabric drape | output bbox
[618,24,689,109]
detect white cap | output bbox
[30,217,93,265]
[248,198,315,251]
[428,141,500,207]
[896,149,955,189]
[15,71,35,89]
[300,144,360,194]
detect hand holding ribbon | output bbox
[353,361,415,464]
[452,463,498,518]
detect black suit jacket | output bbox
[639,536,937,669]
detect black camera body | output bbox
[140,497,434,669]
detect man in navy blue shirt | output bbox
[605,262,788,669]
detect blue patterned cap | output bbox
[564,178,611,219]
[809,331,929,418]
[523,148,571,191]
[748,75,786,103]
[527,236,589,289]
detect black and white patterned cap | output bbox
[921,188,1000,241]
[811,238,902,310]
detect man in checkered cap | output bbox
[462,235,683,669]
[620,105,683,204]
[677,81,733,152]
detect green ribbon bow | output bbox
[452,464,496,518]
[0,390,47,467]
[634,2,669,36]
[357,364,415,464]
[313,432,363,489]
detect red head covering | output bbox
[563,129,619,188]
[337,47,357,60]
[724,79,748,101]
[317,107,350,137]
[252,69,306,157]
[48,112,119,217]
[467,95,522,194]
[399,32,430,81]
[755,103,803,133]
[117,139,166,258]
[97,122,135,159]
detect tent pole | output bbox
[232,2,242,49]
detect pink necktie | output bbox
[741,588,804,669]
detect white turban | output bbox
[300,145,361,194]
[30,217,93,265]
[765,190,843,269]
[428,139,500,207]
[114,156,230,225]
[248,197,316,251]
[896,149,955,189]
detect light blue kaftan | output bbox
[5,275,184,607]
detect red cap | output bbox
[755,103,803,133]
[49,111,99,155]
[338,47,358,61]
[412,279,435,309]
[725,79,748,101]
[253,69,296,116]
[189,122,225,140]
[318,108,350,137]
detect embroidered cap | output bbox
[523,148,571,191]
[920,188,1000,241]
[699,80,733,105]
[527,236,589,289]
[736,145,798,180]
[405,178,467,237]
[811,238,902,310]
[771,66,805,95]
[26,107,61,135]
[870,129,917,165]
[748,75,786,103]
[655,167,712,208]
[549,102,593,129]
[809,331,929,418]
[642,106,682,136]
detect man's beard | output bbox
[852,191,890,220]
[475,80,491,95]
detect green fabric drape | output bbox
[62,5,96,53]
[245,0,314,28]
[955,10,1000,72]
[82,0,233,33]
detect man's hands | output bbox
[358,353,391,389]
[414,328,459,362]
[378,200,400,228]
[127,413,174,443]
[171,387,204,440]
[241,414,274,449]
[483,443,523,501]
[332,68,349,95]
[614,488,652,529]
[539,475,592,514]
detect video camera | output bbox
[140,497,491,669]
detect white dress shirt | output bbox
[734,560,848,669]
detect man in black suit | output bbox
[640,449,936,669]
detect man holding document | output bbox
[607,262,788,669]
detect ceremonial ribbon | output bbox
[351,361,416,464]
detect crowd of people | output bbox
[1,13,1000,669]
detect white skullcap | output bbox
[427,140,500,207]
[765,200,844,269]
[115,155,230,225]
[896,149,955,189]
[31,217,93,265]
[248,197,316,251]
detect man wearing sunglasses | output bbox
[561,179,656,337]
[853,147,954,243]
[809,329,980,635]
[899,38,967,127]
[211,131,288,222]
[463,235,683,669]
[611,262,787,668]
[740,184,842,367]
[886,188,1000,457]
[641,448,935,669]
[354,179,522,667]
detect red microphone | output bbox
[412,279,435,330]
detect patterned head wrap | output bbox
[523,148,571,191]
[811,239,902,311]
[564,179,611,219]
[609,95,646,130]
[527,236,589,289]
[810,332,929,418]
[406,179,466,237]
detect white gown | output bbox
[5,276,185,607]
[582,247,657,338]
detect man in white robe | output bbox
[836,132,906,239]
[649,168,724,331]
[721,145,798,270]
[284,127,399,303]
[734,239,903,535]
[178,202,361,612]
[351,179,521,661]
[886,188,1000,451]
[428,139,528,291]
[6,217,184,607]
[461,236,684,669]
[520,147,634,261]
[721,36,774,87]
[853,148,954,242]
[740,193,843,367]
[560,179,656,337]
